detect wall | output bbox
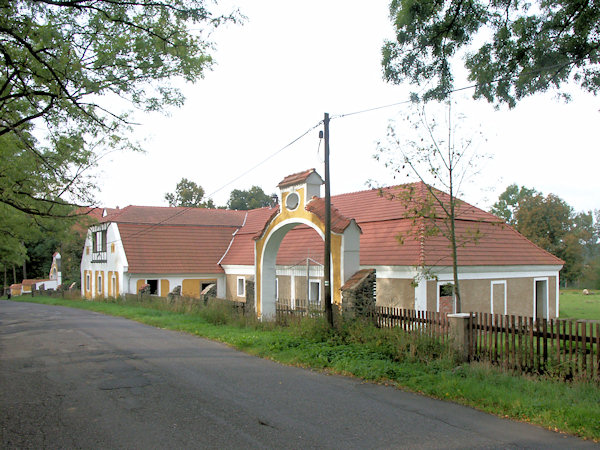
[420,273,559,318]
[375,278,415,308]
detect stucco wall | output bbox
[277,275,291,300]
[417,275,559,318]
[376,278,415,308]
[226,274,247,301]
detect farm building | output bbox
[8,252,63,296]
[81,169,563,319]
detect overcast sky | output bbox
[94,1,599,214]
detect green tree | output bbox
[490,184,539,226]
[165,178,214,208]
[227,186,274,210]
[512,192,584,285]
[0,1,238,269]
[382,0,600,107]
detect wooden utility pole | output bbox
[323,113,333,327]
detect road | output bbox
[0,300,595,449]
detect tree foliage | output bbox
[382,0,600,107]
[227,186,274,210]
[0,1,237,268]
[165,178,214,208]
[490,184,539,226]
[492,185,599,285]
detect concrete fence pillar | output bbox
[447,313,472,361]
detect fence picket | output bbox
[363,307,598,381]
[582,322,587,377]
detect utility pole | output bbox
[323,113,333,327]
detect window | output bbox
[86,273,90,291]
[92,230,107,253]
[309,280,321,303]
[237,276,245,297]
[112,276,117,296]
[491,281,507,315]
[275,278,279,300]
[147,279,158,295]
[437,282,455,314]
[97,273,102,294]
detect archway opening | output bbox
[260,221,325,318]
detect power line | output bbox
[206,120,324,199]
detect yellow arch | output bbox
[255,187,343,318]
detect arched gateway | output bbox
[254,169,361,319]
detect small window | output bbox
[86,273,90,291]
[112,277,117,296]
[309,280,321,303]
[237,276,245,297]
[275,278,279,300]
[285,192,300,210]
[97,274,102,294]
[147,279,158,295]
[439,283,454,297]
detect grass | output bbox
[560,289,600,320]
[3,294,600,441]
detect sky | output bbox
[94,1,599,214]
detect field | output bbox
[560,289,600,320]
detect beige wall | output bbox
[226,274,246,301]
[277,275,291,300]
[378,275,558,318]
[418,276,558,318]
[376,278,415,308]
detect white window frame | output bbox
[436,281,455,313]
[490,280,507,315]
[237,276,245,297]
[309,279,321,303]
[275,277,279,300]
[97,273,102,294]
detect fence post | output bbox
[448,313,472,362]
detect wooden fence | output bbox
[374,307,450,342]
[469,313,600,380]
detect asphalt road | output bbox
[0,301,596,449]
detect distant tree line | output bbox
[491,185,599,288]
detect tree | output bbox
[382,0,600,107]
[490,184,539,226]
[165,178,214,208]
[0,1,238,269]
[227,186,275,210]
[494,186,590,285]
[376,102,486,312]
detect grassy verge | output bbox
[3,295,599,441]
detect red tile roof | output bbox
[277,168,319,188]
[305,196,358,234]
[341,269,375,291]
[21,279,50,286]
[104,205,246,226]
[105,181,563,274]
[118,223,238,274]
[222,182,563,268]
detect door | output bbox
[535,279,548,319]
